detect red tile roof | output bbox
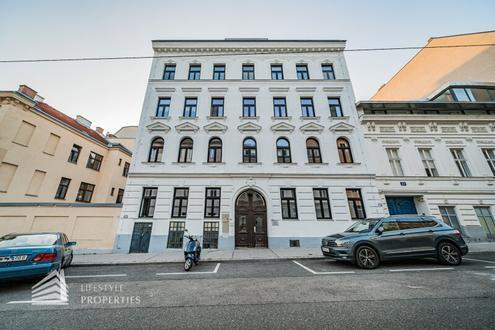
[36,102,109,145]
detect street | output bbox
[1,252,495,329]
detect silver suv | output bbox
[321,215,468,269]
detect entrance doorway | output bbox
[235,189,268,248]
[129,222,152,253]
[386,196,418,215]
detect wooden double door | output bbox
[235,189,268,248]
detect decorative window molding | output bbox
[237,122,262,133]
[204,121,228,133]
[146,122,171,133]
[271,122,295,133]
[329,122,354,132]
[175,122,200,133]
[299,122,325,133]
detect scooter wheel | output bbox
[184,258,193,271]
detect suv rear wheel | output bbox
[355,246,380,269]
[438,242,462,266]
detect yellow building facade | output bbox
[0,85,133,252]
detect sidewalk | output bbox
[72,242,495,266]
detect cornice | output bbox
[0,92,36,110]
[153,47,344,54]
[129,172,376,180]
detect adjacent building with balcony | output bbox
[116,39,383,253]
[0,85,134,252]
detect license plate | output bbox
[0,255,28,263]
[322,247,330,253]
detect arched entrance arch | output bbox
[235,189,268,248]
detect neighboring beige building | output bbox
[0,85,133,252]
[107,125,138,152]
[372,30,495,101]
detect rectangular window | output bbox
[386,148,404,176]
[86,151,103,171]
[26,170,46,196]
[418,148,438,177]
[163,64,176,80]
[55,177,71,200]
[167,221,186,248]
[280,188,298,219]
[188,64,201,80]
[204,188,221,218]
[0,162,17,192]
[210,98,224,117]
[242,64,255,80]
[183,98,198,118]
[122,162,130,177]
[313,188,332,219]
[111,187,115,196]
[156,97,171,117]
[243,97,256,117]
[13,121,36,146]
[482,148,495,176]
[273,97,287,117]
[450,149,471,177]
[203,222,219,249]
[116,188,124,204]
[76,182,95,203]
[43,133,60,156]
[68,144,82,164]
[346,189,366,220]
[321,64,335,80]
[271,64,284,80]
[328,98,343,117]
[172,188,189,218]
[300,97,315,117]
[439,206,461,231]
[474,207,495,241]
[296,64,309,80]
[213,64,225,80]
[139,187,157,217]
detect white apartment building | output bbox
[357,84,495,242]
[115,39,382,253]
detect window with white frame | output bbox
[418,148,438,177]
[386,148,404,176]
[482,148,495,176]
[450,149,471,177]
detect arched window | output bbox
[148,137,164,162]
[306,138,321,163]
[337,138,353,163]
[276,137,291,163]
[243,137,257,163]
[208,138,222,163]
[178,137,193,163]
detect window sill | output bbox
[305,162,329,166]
[238,162,262,165]
[273,162,298,166]
[329,116,349,120]
[142,161,164,165]
[150,116,170,120]
[172,162,196,165]
[25,193,39,197]
[300,116,321,120]
[207,116,227,120]
[202,162,226,165]
[179,116,198,120]
[336,162,361,166]
[271,116,292,120]
[239,116,259,120]
[86,167,101,172]
[43,151,55,156]
[282,218,299,221]
[12,141,29,148]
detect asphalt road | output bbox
[1,252,495,329]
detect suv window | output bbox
[422,218,438,228]
[397,217,425,230]
[381,219,400,232]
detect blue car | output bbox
[0,232,76,280]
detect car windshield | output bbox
[345,219,381,233]
[0,234,58,248]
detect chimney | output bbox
[76,115,92,128]
[96,127,104,135]
[18,85,38,99]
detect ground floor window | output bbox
[439,206,461,232]
[167,221,185,248]
[474,207,495,241]
[346,189,366,220]
[203,222,219,249]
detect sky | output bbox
[1,0,494,133]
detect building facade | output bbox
[116,39,383,253]
[0,85,133,252]
[361,83,495,241]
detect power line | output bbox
[0,43,494,63]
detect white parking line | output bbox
[156,263,221,276]
[65,274,127,278]
[484,266,495,269]
[292,261,355,275]
[464,257,495,264]
[389,267,454,272]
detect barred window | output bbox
[167,221,185,248]
[203,222,219,249]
